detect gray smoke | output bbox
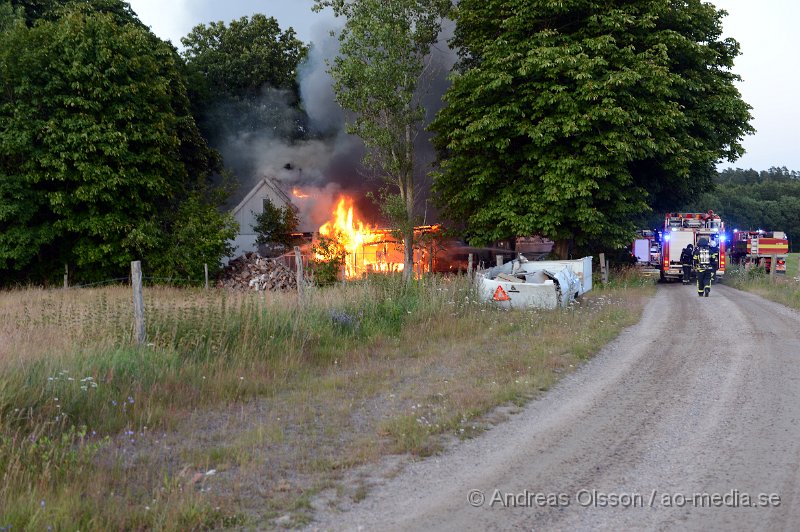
[221,12,457,230]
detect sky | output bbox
[126,0,800,172]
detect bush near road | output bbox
[0,273,653,529]
[725,253,800,309]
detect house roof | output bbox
[230,176,294,216]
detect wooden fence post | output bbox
[496,255,503,267]
[131,261,145,345]
[599,253,608,284]
[294,246,304,299]
[63,264,69,289]
[204,263,209,290]
[770,254,777,281]
[467,253,474,281]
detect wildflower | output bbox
[127,396,135,404]
[111,400,117,406]
[40,500,45,508]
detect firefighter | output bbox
[693,237,719,297]
[680,244,694,285]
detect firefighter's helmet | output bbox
[698,237,708,246]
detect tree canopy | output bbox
[431,0,754,256]
[680,167,800,252]
[181,14,307,101]
[181,14,309,145]
[0,3,235,284]
[9,0,142,27]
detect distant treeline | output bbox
[682,167,800,251]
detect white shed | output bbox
[229,177,295,256]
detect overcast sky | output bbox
[127,0,799,172]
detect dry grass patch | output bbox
[0,273,654,529]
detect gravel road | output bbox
[310,284,800,531]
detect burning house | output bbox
[314,196,441,278]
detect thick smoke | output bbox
[221,13,457,231]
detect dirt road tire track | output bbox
[309,284,800,531]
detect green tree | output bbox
[431,0,754,257]
[149,190,238,280]
[251,199,300,251]
[0,7,228,284]
[310,232,346,285]
[313,0,452,280]
[181,14,308,142]
[181,14,307,100]
[9,0,142,26]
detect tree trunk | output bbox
[402,123,414,282]
[552,239,571,260]
[403,227,414,281]
[403,184,414,282]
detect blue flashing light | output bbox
[664,234,671,242]
[719,234,727,242]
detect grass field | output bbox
[0,272,654,529]
[786,252,799,278]
[724,253,800,309]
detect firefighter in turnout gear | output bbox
[680,244,694,284]
[693,237,719,297]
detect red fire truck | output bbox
[660,211,726,282]
[730,230,789,274]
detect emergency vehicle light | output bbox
[671,227,677,232]
[664,235,670,241]
[719,234,726,242]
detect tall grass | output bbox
[0,276,475,527]
[724,259,800,309]
[0,273,653,529]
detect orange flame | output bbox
[292,187,309,199]
[317,196,403,278]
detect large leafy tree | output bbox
[181,14,307,100]
[0,5,233,283]
[431,0,754,257]
[9,0,142,26]
[181,14,308,143]
[313,0,452,280]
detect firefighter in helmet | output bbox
[680,244,694,285]
[692,237,719,297]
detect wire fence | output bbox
[69,276,208,289]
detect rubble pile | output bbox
[217,252,298,291]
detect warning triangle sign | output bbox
[493,285,510,301]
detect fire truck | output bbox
[660,211,726,282]
[631,229,662,276]
[730,230,789,274]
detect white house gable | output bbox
[229,177,294,257]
